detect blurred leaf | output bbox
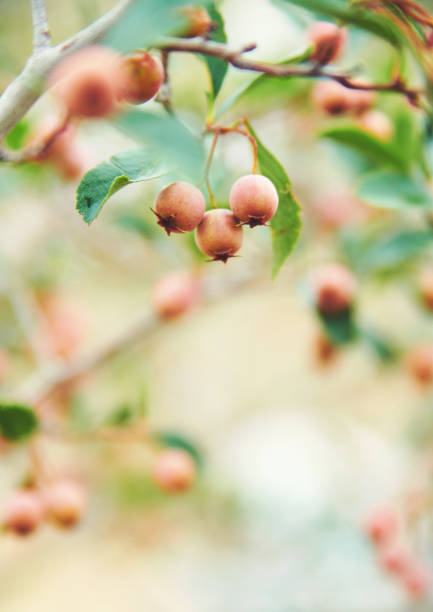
[321,126,408,172]
[76,149,164,224]
[0,404,38,441]
[114,109,205,182]
[341,228,433,275]
[105,404,136,427]
[203,3,228,99]
[357,172,433,209]
[359,326,400,362]
[317,308,358,345]
[246,121,302,278]
[104,0,211,52]
[274,0,404,47]
[113,212,157,239]
[154,431,203,468]
[5,120,31,150]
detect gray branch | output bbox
[31,0,51,50]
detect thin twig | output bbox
[31,0,51,50]
[158,38,422,106]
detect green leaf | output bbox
[105,404,136,427]
[359,327,399,363]
[357,172,433,209]
[246,121,302,278]
[274,0,405,47]
[114,110,205,182]
[76,149,164,224]
[317,308,358,345]
[320,126,408,172]
[203,3,228,99]
[0,404,38,441]
[154,431,203,468]
[104,0,211,52]
[5,120,31,150]
[113,213,157,239]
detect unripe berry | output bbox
[358,110,393,140]
[349,88,375,115]
[364,507,399,546]
[50,46,125,118]
[229,174,279,227]
[419,268,433,312]
[308,22,347,65]
[313,263,356,315]
[379,545,412,576]
[312,81,350,115]
[119,52,164,104]
[407,343,433,386]
[402,565,430,600]
[152,181,206,236]
[3,490,44,536]
[44,479,87,528]
[195,209,243,262]
[179,5,213,38]
[151,449,196,493]
[151,273,201,320]
[37,292,85,359]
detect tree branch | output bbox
[0,0,132,142]
[158,38,422,106]
[31,0,51,50]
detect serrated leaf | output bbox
[203,3,228,99]
[0,404,38,441]
[76,149,164,224]
[246,121,302,278]
[154,431,203,468]
[317,308,358,345]
[114,110,205,182]
[357,172,433,209]
[321,126,408,172]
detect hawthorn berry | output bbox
[364,507,399,546]
[313,263,357,316]
[152,273,201,320]
[151,449,196,493]
[308,22,347,65]
[313,81,350,115]
[379,545,411,576]
[44,479,87,528]
[314,332,338,366]
[50,46,125,118]
[120,52,165,104]
[152,181,206,236]
[3,489,44,536]
[402,565,430,600]
[195,209,243,262]
[407,343,433,386]
[229,174,279,227]
[179,5,213,38]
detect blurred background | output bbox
[1,0,433,610]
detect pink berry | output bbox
[50,46,125,119]
[151,272,201,320]
[195,209,243,262]
[364,507,399,546]
[229,174,279,227]
[178,5,213,38]
[152,181,206,236]
[3,490,44,536]
[120,52,164,104]
[407,343,433,386]
[314,263,357,315]
[151,449,196,493]
[419,268,433,312]
[308,22,347,65]
[379,545,412,576]
[44,479,87,528]
[402,564,430,600]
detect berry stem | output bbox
[204,131,219,209]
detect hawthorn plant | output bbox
[1,1,433,601]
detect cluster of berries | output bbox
[3,478,86,536]
[365,507,430,600]
[152,175,279,262]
